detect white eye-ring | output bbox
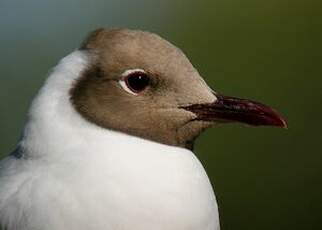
[119,69,150,95]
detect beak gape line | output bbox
[181,94,287,128]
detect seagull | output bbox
[0,28,287,230]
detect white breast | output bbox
[0,136,219,230]
[71,136,219,230]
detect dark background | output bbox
[0,0,321,229]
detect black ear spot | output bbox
[69,63,105,109]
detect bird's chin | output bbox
[177,120,214,151]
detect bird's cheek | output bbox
[157,108,197,127]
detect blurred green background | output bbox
[0,0,321,229]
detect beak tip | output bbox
[262,109,288,129]
[278,117,288,129]
[265,111,288,129]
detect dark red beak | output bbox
[182,94,287,128]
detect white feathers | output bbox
[0,51,220,230]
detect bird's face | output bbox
[71,29,286,149]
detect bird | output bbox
[0,28,287,230]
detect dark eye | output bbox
[119,70,150,95]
